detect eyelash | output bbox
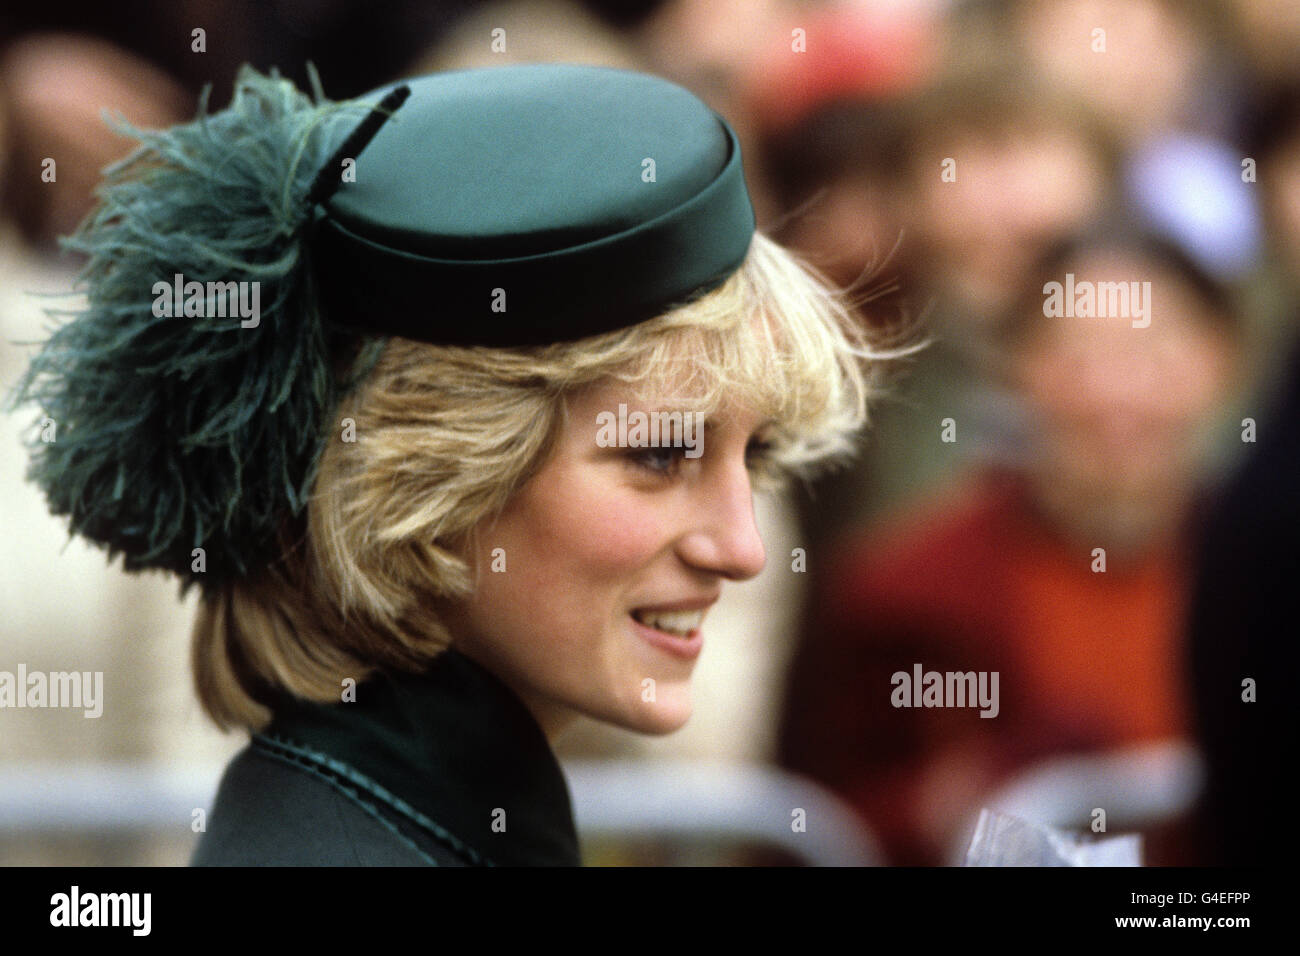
[629,439,776,479]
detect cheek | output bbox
[473,468,669,635]
[1019,349,1082,421]
[1153,338,1230,422]
[530,472,664,580]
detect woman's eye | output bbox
[630,446,686,477]
[628,437,776,480]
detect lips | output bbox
[629,594,718,636]
[628,613,704,661]
[627,595,718,660]
[630,608,704,636]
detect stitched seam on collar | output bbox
[250,735,444,866]
[253,732,493,866]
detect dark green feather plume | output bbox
[11,66,387,590]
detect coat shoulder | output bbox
[191,744,466,866]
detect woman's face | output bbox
[447,377,772,739]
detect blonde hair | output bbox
[192,232,900,729]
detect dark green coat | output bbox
[191,648,581,866]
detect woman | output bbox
[16,63,886,865]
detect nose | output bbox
[675,459,767,581]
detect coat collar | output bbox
[259,647,581,866]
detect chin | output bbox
[622,683,693,735]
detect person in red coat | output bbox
[778,226,1241,865]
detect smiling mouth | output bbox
[630,608,704,638]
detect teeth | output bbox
[632,609,704,636]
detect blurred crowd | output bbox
[2,0,1296,866]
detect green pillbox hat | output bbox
[309,63,756,347]
[15,63,757,586]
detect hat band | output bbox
[308,121,755,347]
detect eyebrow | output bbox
[637,409,777,433]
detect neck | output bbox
[448,641,578,745]
[512,688,580,744]
[1028,470,1189,560]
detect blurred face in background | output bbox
[1012,0,1204,142]
[0,36,190,247]
[783,171,902,289]
[1011,250,1235,546]
[912,124,1108,318]
[1263,128,1300,283]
